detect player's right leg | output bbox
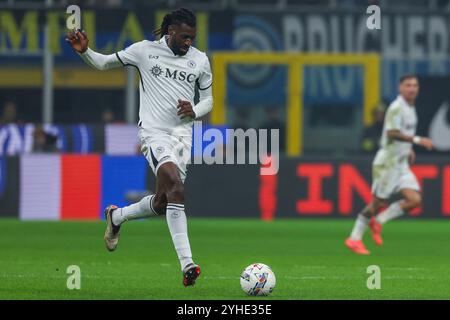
[103,195,160,251]
[362,164,398,248]
[104,130,165,252]
[113,194,160,225]
[104,205,120,252]
[345,197,386,254]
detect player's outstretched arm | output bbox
[66,29,122,70]
[387,130,434,150]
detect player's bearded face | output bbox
[400,79,419,101]
[169,24,196,56]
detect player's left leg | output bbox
[374,167,421,225]
[368,189,420,248]
[369,169,420,247]
[376,188,421,225]
[399,188,422,210]
[154,161,200,287]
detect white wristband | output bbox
[412,136,421,144]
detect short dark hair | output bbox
[153,8,196,38]
[399,74,418,83]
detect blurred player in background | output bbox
[66,8,213,285]
[345,75,434,255]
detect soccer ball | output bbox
[240,263,276,296]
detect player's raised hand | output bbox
[177,99,196,120]
[66,29,89,54]
[418,137,434,151]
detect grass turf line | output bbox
[0,218,449,300]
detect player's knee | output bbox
[407,193,422,209]
[371,198,385,212]
[368,203,378,214]
[166,180,185,203]
[153,195,167,215]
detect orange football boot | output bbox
[369,217,383,246]
[345,238,370,255]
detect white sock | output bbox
[376,201,404,225]
[350,214,369,241]
[166,203,194,271]
[112,195,158,226]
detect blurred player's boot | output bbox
[345,238,370,255]
[369,217,383,246]
[104,205,121,252]
[183,263,201,287]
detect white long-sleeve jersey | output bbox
[79,36,213,136]
[373,95,418,168]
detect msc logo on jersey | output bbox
[150,65,196,83]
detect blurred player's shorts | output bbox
[372,164,420,199]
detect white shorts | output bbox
[139,128,192,183]
[371,164,420,199]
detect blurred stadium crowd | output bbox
[1,0,450,157]
[2,0,450,10]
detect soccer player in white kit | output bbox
[66,8,212,285]
[345,75,434,255]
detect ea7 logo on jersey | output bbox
[150,65,196,83]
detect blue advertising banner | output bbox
[100,155,148,218]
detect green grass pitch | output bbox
[0,218,449,300]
